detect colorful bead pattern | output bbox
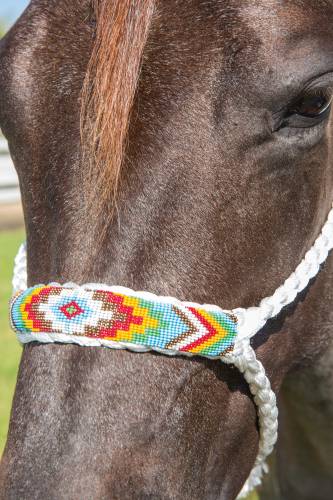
[10,285,238,357]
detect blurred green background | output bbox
[0,229,24,454]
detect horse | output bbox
[1,1,333,498]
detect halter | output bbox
[10,203,333,498]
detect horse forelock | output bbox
[80,0,155,215]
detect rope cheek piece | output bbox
[9,203,333,499]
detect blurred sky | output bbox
[0,0,29,27]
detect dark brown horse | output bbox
[1,1,333,499]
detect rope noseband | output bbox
[10,203,333,498]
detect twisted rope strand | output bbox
[225,342,278,498]
[235,203,333,340]
[12,241,27,294]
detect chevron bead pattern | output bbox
[10,285,238,357]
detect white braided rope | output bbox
[12,241,27,294]
[10,203,333,498]
[236,204,333,340]
[225,341,278,498]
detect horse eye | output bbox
[292,91,332,118]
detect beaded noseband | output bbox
[10,203,333,498]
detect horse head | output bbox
[0,1,333,498]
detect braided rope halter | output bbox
[10,203,333,498]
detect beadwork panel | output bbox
[10,285,238,357]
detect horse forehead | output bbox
[5,1,333,63]
[238,0,333,40]
[149,0,333,77]
[160,0,333,33]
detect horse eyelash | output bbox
[301,86,333,100]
